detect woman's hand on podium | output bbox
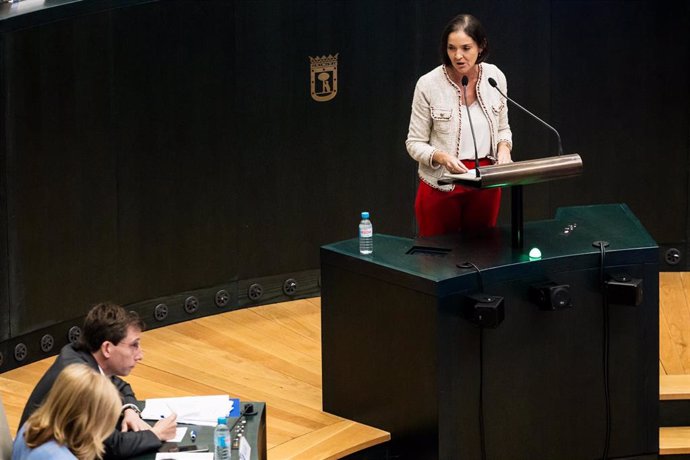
[433,150,468,173]
[496,143,513,164]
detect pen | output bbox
[190,430,197,442]
[161,402,175,418]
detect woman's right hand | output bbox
[432,151,468,174]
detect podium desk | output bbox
[321,204,658,459]
[131,402,266,460]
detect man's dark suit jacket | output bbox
[19,344,161,459]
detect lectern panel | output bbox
[321,204,658,459]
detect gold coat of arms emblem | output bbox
[309,54,338,102]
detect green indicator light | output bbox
[528,247,542,260]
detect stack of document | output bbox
[141,395,235,426]
[438,169,480,185]
[155,454,213,460]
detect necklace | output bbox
[447,66,478,88]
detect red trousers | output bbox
[415,159,501,237]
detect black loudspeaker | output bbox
[463,293,505,328]
[529,281,573,310]
[605,272,643,306]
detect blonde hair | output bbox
[23,364,121,460]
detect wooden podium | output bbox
[320,204,658,459]
[439,153,583,249]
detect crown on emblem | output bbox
[309,54,338,67]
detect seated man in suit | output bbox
[20,302,177,459]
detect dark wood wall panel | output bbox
[0,0,688,368]
[0,32,7,341]
[5,14,117,335]
[550,1,690,246]
[111,1,239,302]
[232,0,421,277]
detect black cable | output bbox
[457,261,484,292]
[593,241,611,460]
[227,405,251,432]
[457,261,486,459]
[224,405,254,451]
[479,327,486,460]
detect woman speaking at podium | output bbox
[406,14,513,237]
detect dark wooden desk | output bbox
[131,402,266,460]
[321,204,659,459]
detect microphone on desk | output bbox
[461,75,481,178]
[487,77,564,156]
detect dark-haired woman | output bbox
[406,14,513,237]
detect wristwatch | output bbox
[121,403,142,417]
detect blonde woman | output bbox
[12,364,121,460]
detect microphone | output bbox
[461,75,481,177]
[487,77,563,155]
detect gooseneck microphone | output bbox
[487,77,564,156]
[461,75,481,177]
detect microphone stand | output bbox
[461,76,481,177]
[487,77,563,156]
[486,77,566,248]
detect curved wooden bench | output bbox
[0,298,389,459]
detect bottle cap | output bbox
[217,416,227,424]
[361,211,370,219]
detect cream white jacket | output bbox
[406,63,513,191]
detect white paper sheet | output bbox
[440,169,480,182]
[169,427,188,443]
[154,453,213,460]
[239,435,252,460]
[142,395,233,425]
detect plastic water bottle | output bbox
[214,416,231,460]
[359,211,373,255]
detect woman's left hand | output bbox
[496,144,512,165]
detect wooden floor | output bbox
[0,297,389,459]
[660,272,690,375]
[651,271,690,456]
[3,271,690,458]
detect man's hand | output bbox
[120,408,153,432]
[151,413,178,441]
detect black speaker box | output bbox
[529,281,573,310]
[606,273,643,306]
[463,293,505,328]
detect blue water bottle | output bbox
[214,416,231,460]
